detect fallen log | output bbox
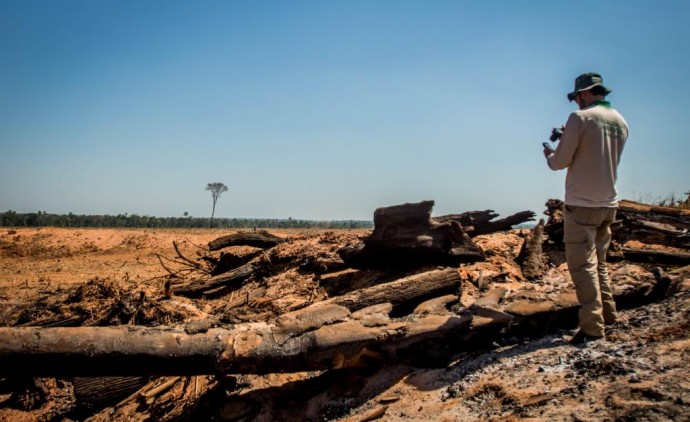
[174,261,258,298]
[208,231,285,251]
[339,201,485,269]
[622,247,690,266]
[0,313,473,377]
[321,268,462,312]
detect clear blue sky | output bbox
[1,1,689,220]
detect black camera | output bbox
[549,127,563,142]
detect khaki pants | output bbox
[564,205,618,337]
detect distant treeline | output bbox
[0,210,373,230]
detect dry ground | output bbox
[0,227,688,421]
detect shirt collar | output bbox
[589,99,611,108]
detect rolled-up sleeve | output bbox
[547,113,582,170]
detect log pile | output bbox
[544,198,690,265]
[1,199,688,420]
[1,264,685,377]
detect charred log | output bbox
[518,219,545,280]
[621,247,690,266]
[208,231,285,251]
[543,199,565,244]
[338,201,485,269]
[174,262,258,298]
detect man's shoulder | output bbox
[576,106,627,126]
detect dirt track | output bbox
[0,227,688,421]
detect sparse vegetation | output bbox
[655,191,690,209]
[636,190,690,209]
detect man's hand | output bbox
[542,142,554,158]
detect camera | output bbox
[549,127,563,142]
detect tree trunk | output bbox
[0,325,225,377]
[518,219,545,280]
[210,201,216,229]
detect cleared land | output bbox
[0,226,688,421]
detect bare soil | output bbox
[0,227,688,421]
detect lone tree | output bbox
[205,182,228,228]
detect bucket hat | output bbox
[567,72,612,101]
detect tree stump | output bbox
[338,201,485,269]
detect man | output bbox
[543,72,629,344]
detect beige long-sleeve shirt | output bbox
[547,101,628,207]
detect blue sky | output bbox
[1,1,689,220]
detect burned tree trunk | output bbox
[321,268,461,312]
[621,247,690,266]
[208,231,285,251]
[434,210,536,237]
[338,201,485,269]
[518,219,545,280]
[543,199,565,244]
